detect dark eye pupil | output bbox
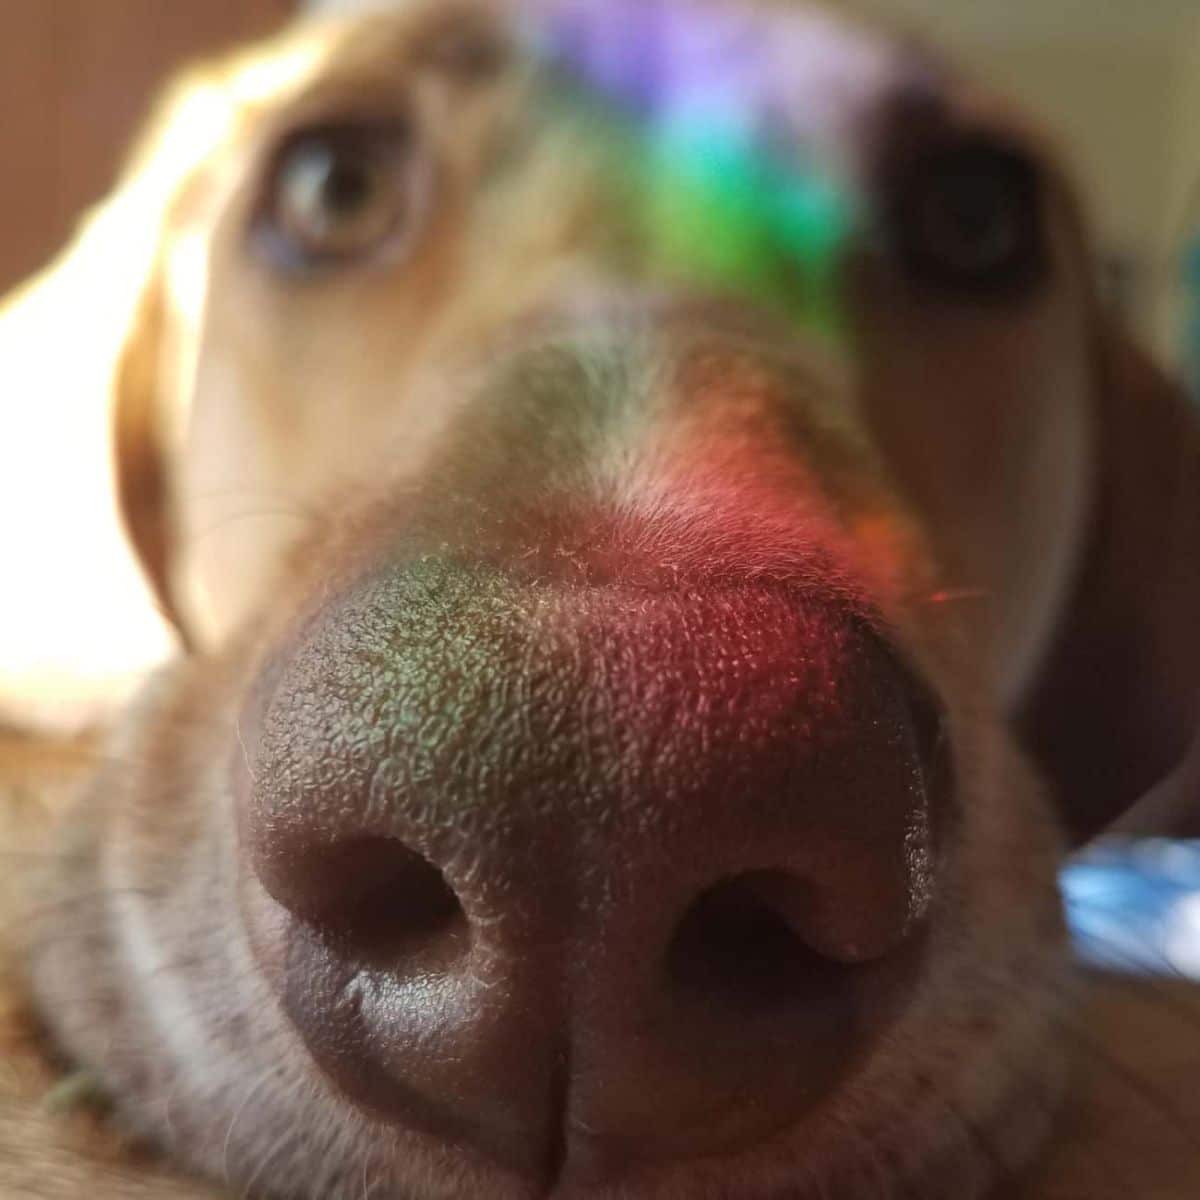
[321,155,375,216]
[945,180,1003,238]
[925,173,1017,264]
[891,140,1046,299]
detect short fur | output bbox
[1,2,1197,1198]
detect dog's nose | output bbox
[237,559,940,1185]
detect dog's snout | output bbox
[235,558,939,1183]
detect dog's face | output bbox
[108,0,1099,703]
[21,1,1195,1198]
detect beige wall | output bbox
[1160,15,1200,361]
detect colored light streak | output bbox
[532,0,856,339]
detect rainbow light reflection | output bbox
[533,0,856,338]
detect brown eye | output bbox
[890,137,1047,298]
[255,118,428,272]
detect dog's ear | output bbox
[110,255,194,650]
[1019,319,1200,842]
[0,70,229,731]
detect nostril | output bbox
[668,872,844,1008]
[267,837,467,960]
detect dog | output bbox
[1,1,1198,1197]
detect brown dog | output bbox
[2,1,1198,1198]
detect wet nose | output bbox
[236,559,940,1186]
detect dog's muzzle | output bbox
[232,318,944,1188]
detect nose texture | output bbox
[236,558,938,1185]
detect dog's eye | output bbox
[255,119,427,272]
[891,139,1046,297]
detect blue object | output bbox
[1062,839,1200,979]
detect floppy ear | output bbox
[0,70,231,731]
[111,258,195,648]
[1018,320,1200,841]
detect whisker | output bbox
[184,503,323,553]
[921,587,991,608]
[222,1068,287,1188]
[238,1116,300,1200]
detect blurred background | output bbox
[0,0,294,294]
[1,0,1198,378]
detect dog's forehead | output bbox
[529,0,903,172]
[281,1,1002,166]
